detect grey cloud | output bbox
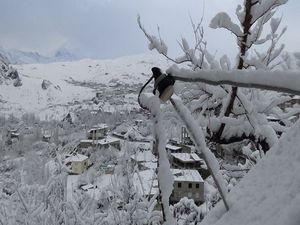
[0,0,298,59]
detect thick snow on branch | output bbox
[167,66,300,95]
[251,0,288,24]
[210,12,243,37]
[170,96,229,211]
[137,15,168,55]
[201,118,300,225]
[140,94,175,225]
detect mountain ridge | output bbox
[0,46,79,64]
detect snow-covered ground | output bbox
[0,53,171,119]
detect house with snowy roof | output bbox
[7,128,19,139]
[42,134,51,142]
[170,153,205,169]
[87,124,109,140]
[170,169,204,205]
[64,153,89,174]
[78,136,121,150]
[167,139,193,153]
[171,152,209,178]
[133,169,204,205]
[131,150,157,170]
[166,143,183,153]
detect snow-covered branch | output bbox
[210,12,243,37]
[170,96,229,211]
[167,66,300,95]
[139,93,175,224]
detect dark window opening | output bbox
[188,183,192,188]
[178,182,182,188]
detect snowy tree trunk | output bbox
[140,94,175,224]
[214,0,254,142]
[170,96,229,211]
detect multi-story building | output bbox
[87,124,109,140]
[170,169,204,205]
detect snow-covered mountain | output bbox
[54,47,78,62]
[0,53,171,119]
[0,46,78,64]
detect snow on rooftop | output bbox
[88,124,109,132]
[171,169,203,182]
[171,153,201,162]
[97,137,120,145]
[166,144,182,151]
[131,150,157,163]
[201,120,300,225]
[133,169,203,197]
[80,183,95,191]
[80,136,120,145]
[67,153,88,162]
[133,170,159,196]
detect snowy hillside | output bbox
[0,54,170,119]
[201,120,300,225]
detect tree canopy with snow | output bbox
[138,0,300,224]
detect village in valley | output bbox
[48,120,209,209]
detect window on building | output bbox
[196,183,199,189]
[188,183,192,188]
[178,182,182,188]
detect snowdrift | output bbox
[201,121,300,225]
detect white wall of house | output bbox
[71,159,88,174]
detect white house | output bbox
[131,150,157,170]
[132,169,204,205]
[166,144,183,153]
[87,124,109,140]
[65,154,89,174]
[171,169,204,205]
[78,136,121,150]
[171,153,205,169]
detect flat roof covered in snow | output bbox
[88,124,109,132]
[172,169,203,182]
[80,136,120,145]
[171,153,201,162]
[133,169,158,196]
[166,144,182,151]
[131,150,157,162]
[67,154,88,162]
[80,183,95,191]
[97,137,120,145]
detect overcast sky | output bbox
[0,0,299,59]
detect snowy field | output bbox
[0,54,171,119]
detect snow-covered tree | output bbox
[138,0,295,223]
[138,0,292,154]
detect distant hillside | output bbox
[0,46,79,64]
[0,53,170,119]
